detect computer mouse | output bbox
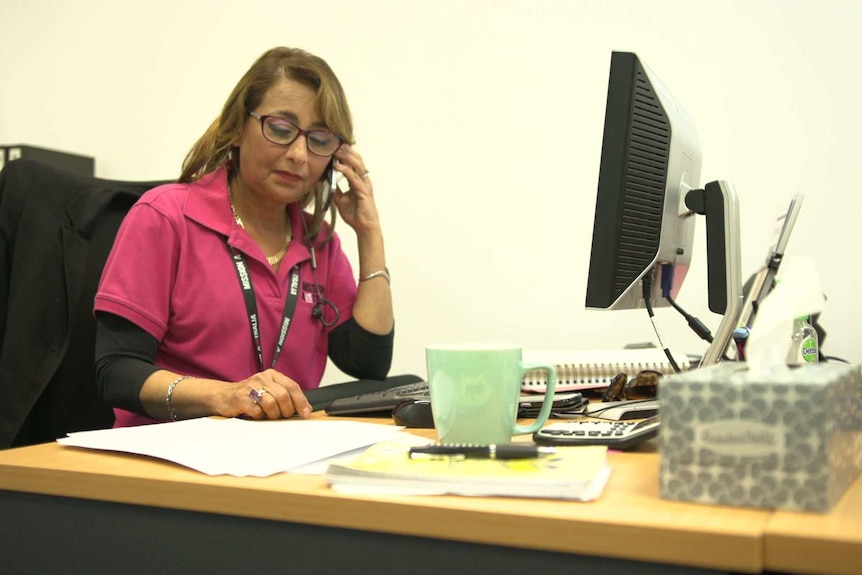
[583,399,659,421]
[392,398,435,428]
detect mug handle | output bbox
[513,362,557,435]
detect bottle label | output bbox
[801,337,818,363]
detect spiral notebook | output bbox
[520,348,691,393]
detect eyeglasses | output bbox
[602,370,662,402]
[249,112,343,157]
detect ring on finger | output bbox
[249,388,269,404]
[361,169,370,179]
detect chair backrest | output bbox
[0,158,170,449]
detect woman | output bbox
[94,47,394,426]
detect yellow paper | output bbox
[325,440,609,500]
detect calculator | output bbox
[532,415,660,450]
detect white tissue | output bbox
[745,256,826,372]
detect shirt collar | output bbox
[184,166,313,265]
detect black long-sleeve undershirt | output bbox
[94,312,393,415]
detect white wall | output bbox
[1,0,859,384]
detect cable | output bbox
[659,263,713,343]
[822,355,850,364]
[659,264,735,362]
[666,294,714,343]
[642,271,682,373]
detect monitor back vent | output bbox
[613,64,671,296]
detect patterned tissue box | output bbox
[659,362,862,512]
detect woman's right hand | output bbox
[219,369,312,420]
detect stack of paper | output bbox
[58,418,405,477]
[325,440,611,500]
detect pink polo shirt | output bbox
[94,167,357,427]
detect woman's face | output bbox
[235,77,332,205]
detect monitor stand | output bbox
[685,180,743,366]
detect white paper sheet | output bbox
[59,418,406,477]
[328,466,613,500]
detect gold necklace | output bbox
[229,186,292,266]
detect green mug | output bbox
[425,344,557,445]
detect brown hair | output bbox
[179,47,354,243]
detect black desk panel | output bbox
[0,489,724,575]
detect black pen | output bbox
[408,444,555,460]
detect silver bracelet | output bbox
[359,267,390,285]
[166,375,193,421]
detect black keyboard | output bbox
[303,374,424,412]
[325,380,430,415]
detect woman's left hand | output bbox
[329,144,393,335]
[331,145,380,233]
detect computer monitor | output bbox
[585,51,702,312]
[585,51,743,367]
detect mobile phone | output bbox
[321,158,338,211]
[518,392,585,410]
[518,392,588,418]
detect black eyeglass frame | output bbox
[248,112,343,157]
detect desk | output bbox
[0,415,857,575]
[764,479,862,575]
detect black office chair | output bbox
[0,158,168,449]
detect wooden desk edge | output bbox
[764,533,862,575]
[761,471,862,575]
[0,442,767,573]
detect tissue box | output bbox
[659,362,862,512]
